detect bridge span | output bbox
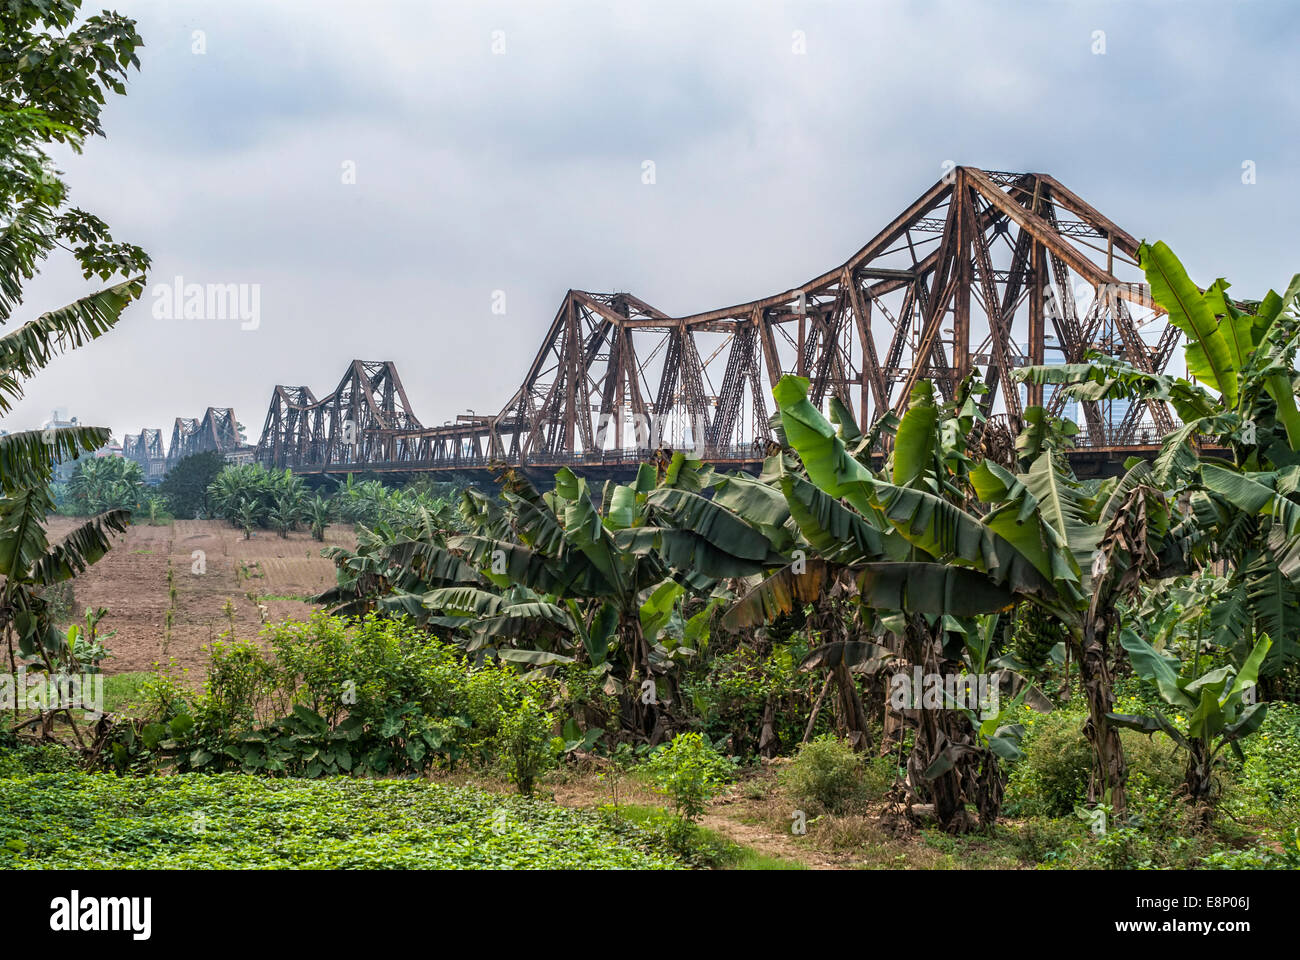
[251,167,1184,483]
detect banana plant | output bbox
[318,506,482,619]
[306,494,332,541]
[429,460,786,741]
[726,373,1069,829]
[1017,247,1300,676]
[1109,628,1271,817]
[65,456,146,515]
[763,370,1196,821]
[268,494,299,538]
[233,497,263,539]
[0,485,128,744]
[1010,242,1300,787]
[1018,242,1300,477]
[0,0,151,749]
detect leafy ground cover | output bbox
[0,771,676,870]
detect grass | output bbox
[102,672,152,715]
[6,696,1295,871]
[730,848,806,870]
[0,772,679,870]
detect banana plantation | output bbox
[295,241,1300,847]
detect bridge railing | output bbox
[1072,421,1182,449]
[534,445,769,466]
[271,428,1183,473]
[274,445,775,473]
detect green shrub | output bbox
[1201,840,1300,870]
[779,734,875,815]
[681,647,819,757]
[113,613,557,780]
[496,696,560,795]
[1234,702,1300,827]
[1005,709,1093,816]
[1006,708,1183,817]
[138,667,192,723]
[193,639,279,730]
[1089,819,1157,869]
[462,659,531,760]
[1122,729,1186,807]
[644,733,734,822]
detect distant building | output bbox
[43,411,82,483]
[224,445,257,466]
[41,410,122,482]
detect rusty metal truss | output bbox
[255,361,425,470]
[165,406,242,469]
[255,167,1178,478]
[122,428,166,481]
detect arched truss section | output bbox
[122,428,166,481]
[255,360,424,470]
[256,168,1176,474]
[166,407,240,469]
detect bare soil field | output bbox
[45,517,356,680]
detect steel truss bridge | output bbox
[252,167,1182,482]
[123,407,246,481]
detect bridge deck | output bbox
[289,441,1208,486]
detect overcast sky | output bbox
[8,0,1300,440]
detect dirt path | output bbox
[544,767,854,869]
[699,792,846,869]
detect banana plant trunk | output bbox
[758,695,779,758]
[879,631,906,756]
[621,616,665,744]
[901,618,999,832]
[1184,739,1214,826]
[1078,618,1127,818]
[832,662,872,752]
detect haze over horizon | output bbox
[8,0,1299,444]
